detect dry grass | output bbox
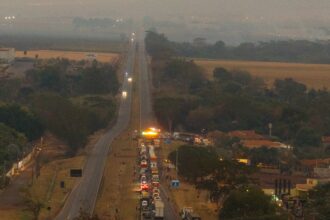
[195,59,330,89]
[31,156,86,219]
[16,50,119,63]
[0,209,28,220]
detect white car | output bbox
[153,187,160,193]
[153,195,161,201]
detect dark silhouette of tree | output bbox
[219,187,278,220]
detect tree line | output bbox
[146,30,330,64]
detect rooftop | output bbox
[0,48,14,52]
[322,136,330,144]
[228,130,265,140]
[241,139,290,149]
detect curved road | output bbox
[55,38,136,220]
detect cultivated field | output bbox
[195,59,330,89]
[16,50,119,63]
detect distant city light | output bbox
[4,16,16,20]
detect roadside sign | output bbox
[171,180,180,188]
[165,138,171,144]
[70,169,82,177]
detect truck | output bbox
[154,200,164,219]
[180,207,201,220]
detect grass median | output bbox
[95,49,140,220]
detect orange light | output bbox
[142,127,160,137]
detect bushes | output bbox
[79,63,119,95]
[25,60,119,96]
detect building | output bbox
[322,136,330,147]
[0,48,15,64]
[300,158,330,169]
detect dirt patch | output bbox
[16,50,119,63]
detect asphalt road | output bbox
[137,32,180,220]
[55,38,136,220]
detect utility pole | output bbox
[268,123,273,137]
[2,160,6,186]
[176,148,179,179]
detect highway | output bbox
[137,31,180,220]
[55,37,136,220]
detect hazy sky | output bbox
[2,0,330,20]
[1,0,330,43]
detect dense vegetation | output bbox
[0,58,119,170]
[26,60,119,96]
[306,183,330,219]
[147,30,330,158]
[219,187,281,220]
[145,30,330,64]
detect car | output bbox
[140,168,147,175]
[153,188,160,194]
[122,91,127,98]
[141,183,149,190]
[141,175,147,184]
[141,199,149,212]
[153,195,161,201]
[152,192,160,198]
[152,174,159,182]
[141,160,148,168]
[152,181,160,187]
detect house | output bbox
[322,136,330,147]
[295,178,330,196]
[0,48,15,64]
[300,158,330,169]
[314,167,330,178]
